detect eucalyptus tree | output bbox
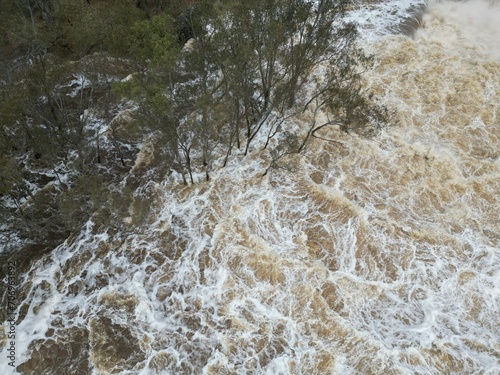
[116,0,389,183]
[209,0,388,157]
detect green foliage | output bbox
[111,0,389,185]
[129,14,179,67]
[1,0,59,57]
[56,0,146,57]
[0,0,147,58]
[0,0,390,274]
[57,174,107,230]
[0,155,23,196]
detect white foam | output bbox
[2,1,500,374]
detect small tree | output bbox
[209,0,387,156]
[117,0,389,184]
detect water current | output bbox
[1,0,499,374]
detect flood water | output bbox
[1,1,499,374]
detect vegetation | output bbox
[0,0,389,273]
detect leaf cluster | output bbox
[117,0,390,182]
[0,0,391,272]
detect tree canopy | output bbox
[116,0,389,180]
[0,0,389,270]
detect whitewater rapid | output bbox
[1,0,499,374]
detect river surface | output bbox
[1,0,499,374]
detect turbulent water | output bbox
[1,0,499,374]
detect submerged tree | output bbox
[211,0,388,155]
[115,0,389,182]
[199,0,388,160]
